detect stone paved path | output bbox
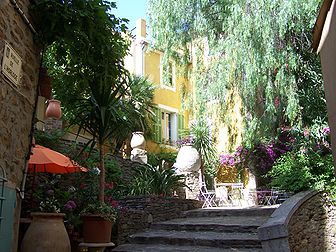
[112,206,277,251]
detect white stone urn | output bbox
[173,145,201,173]
[130,131,147,164]
[130,131,146,149]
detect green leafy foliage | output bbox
[112,75,156,151]
[147,151,178,169]
[268,151,334,194]
[128,165,186,197]
[190,115,219,176]
[34,130,64,150]
[268,119,335,194]
[31,0,130,123]
[148,0,325,145]
[81,202,117,222]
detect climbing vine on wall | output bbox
[148,0,325,147]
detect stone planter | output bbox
[130,132,147,164]
[130,131,146,149]
[173,145,201,173]
[82,215,112,243]
[21,212,70,252]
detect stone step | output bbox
[151,215,269,233]
[128,230,262,248]
[112,243,262,252]
[182,207,277,218]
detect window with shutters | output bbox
[152,107,185,146]
[161,111,177,145]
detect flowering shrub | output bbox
[32,175,73,213]
[219,130,292,186]
[219,146,249,168]
[38,189,61,213]
[268,120,334,195]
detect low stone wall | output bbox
[288,192,336,251]
[114,195,202,245]
[258,191,336,252]
[179,171,201,200]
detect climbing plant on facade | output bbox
[148,0,325,147]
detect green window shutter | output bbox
[177,114,185,139]
[154,107,162,143]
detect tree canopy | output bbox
[148,0,326,147]
[31,0,129,117]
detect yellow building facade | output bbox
[125,19,255,190]
[125,19,190,153]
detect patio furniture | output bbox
[215,182,244,206]
[251,189,281,205]
[215,186,230,206]
[277,191,294,204]
[228,183,244,206]
[199,182,217,208]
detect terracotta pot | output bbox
[82,215,112,243]
[45,99,62,119]
[130,131,146,149]
[21,212,70,252]
[39,68,52,99]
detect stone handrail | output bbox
[258,190,319,251]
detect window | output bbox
[160,56,176,89]
[152,107,184,145]
[161,111,176,145]
[161,111,171,144]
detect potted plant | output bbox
[71,67,130,244]
[81,202,117,243]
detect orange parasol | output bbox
[28,145,87,173]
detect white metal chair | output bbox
[199,182,217,208]
[228,183,244,206]
[215,186,230,206]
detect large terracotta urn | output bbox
[173,145,201,173]
[130,131,146,149]
[21,212,70,252]
[82,215,112,243]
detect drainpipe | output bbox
[9,0,37,35]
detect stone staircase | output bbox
[112,207,276,252]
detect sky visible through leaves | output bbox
[113,0,148,30]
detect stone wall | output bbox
[258,191,336,252]
[288,193,336,251]
[115,195,202,245]
[0,0,40,184]
[175,171,200,200]
[0,0,40,251]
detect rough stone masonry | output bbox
[0,0,40,250]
